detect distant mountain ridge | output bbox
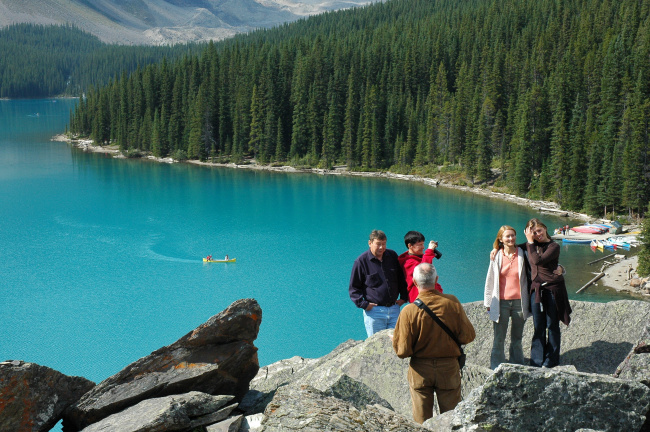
[0,0,370,45]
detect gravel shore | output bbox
[599,255,648,297]
[55,135,593,221]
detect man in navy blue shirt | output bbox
[349,229,409,337]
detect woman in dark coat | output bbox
[524,218,572,368]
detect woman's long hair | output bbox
[526,218,550,241]
[493,225,516,250]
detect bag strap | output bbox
[413,299,462,349]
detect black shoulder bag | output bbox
[413,299,466,374]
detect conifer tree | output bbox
[638,205,650,276]
[322,79,340,168]
[341,64,359,167]
[248,84,263,160]
[117,71,129,151]
[510,91,532,195]
[475,97,496,183]
[290,54,310,160]
[168,73,185,153]
[275,117,286,162]
[187,85,207,160]
[151,109,162,157]
[549,103,569,205]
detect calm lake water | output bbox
[0,99,635,388]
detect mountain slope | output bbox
[0,0,371,45]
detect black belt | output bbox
[379,302,396,307]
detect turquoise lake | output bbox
[0,99,635,386]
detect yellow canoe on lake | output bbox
[203,258,236,263]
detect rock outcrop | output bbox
[425,364,650,432]
[257,385,428,431]
[463,299,650,374]
[63,298,262,431]
[80,391,236,432]
[241,330,492,419]
[615,321,650,385]
[243,299,650,431]
[0,360,95,432]
[6,298,649,432]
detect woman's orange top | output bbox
[499,251,521,300]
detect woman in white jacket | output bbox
[484,225,531,369]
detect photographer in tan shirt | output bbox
[392,263,475,423]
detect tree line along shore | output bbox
[66,0,650,220]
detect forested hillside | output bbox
[0,24,201,98]
[69,0,650,216]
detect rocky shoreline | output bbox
[54,134,593,221]
[2,298,649,431]
[188,160,595,222]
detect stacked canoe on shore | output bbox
[589,236,638,252]
[571,223,613,234]
[560,222,638,252]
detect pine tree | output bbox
[151,109,162,157]
[248,84,264,160]
[475,97,496,183]
[275,117,286,162]
[638,205,650,276]
[187,85,207,160]
[341,64,359,167]
[549,103,569,205]
[510,91,532,195]
[117,72,130,151]
[168,73,185,153]
[322,78,341,168]
[290,54,310,160]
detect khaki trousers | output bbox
[408,356,462,424]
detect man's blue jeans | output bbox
[530,289,561,367]
[363,304,401,337]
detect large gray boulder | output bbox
[63,299,262,431]
[614,321,650,385]
[0,360,95,432]
[258,384,429,431]
[425,363,650,432]
[243,299,650,428]
[463,300,650,374]
[242,330,492,419]
[323,374,394,411]
[80,391,236,432]
[239,341,360,415]
[206,414,243,432]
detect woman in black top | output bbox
[524,218,572,367]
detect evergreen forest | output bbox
[68,0,650,217]
[0,24,201,98]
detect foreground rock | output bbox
[0,360,95,432]
[258,385,428,431]
[425,364,650,432]
[80,391,236,432]
[615,321,650,385]
[243,299,650,424]
[463,299,650,374]
[242,331,492,419]
[63,299,262,431]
